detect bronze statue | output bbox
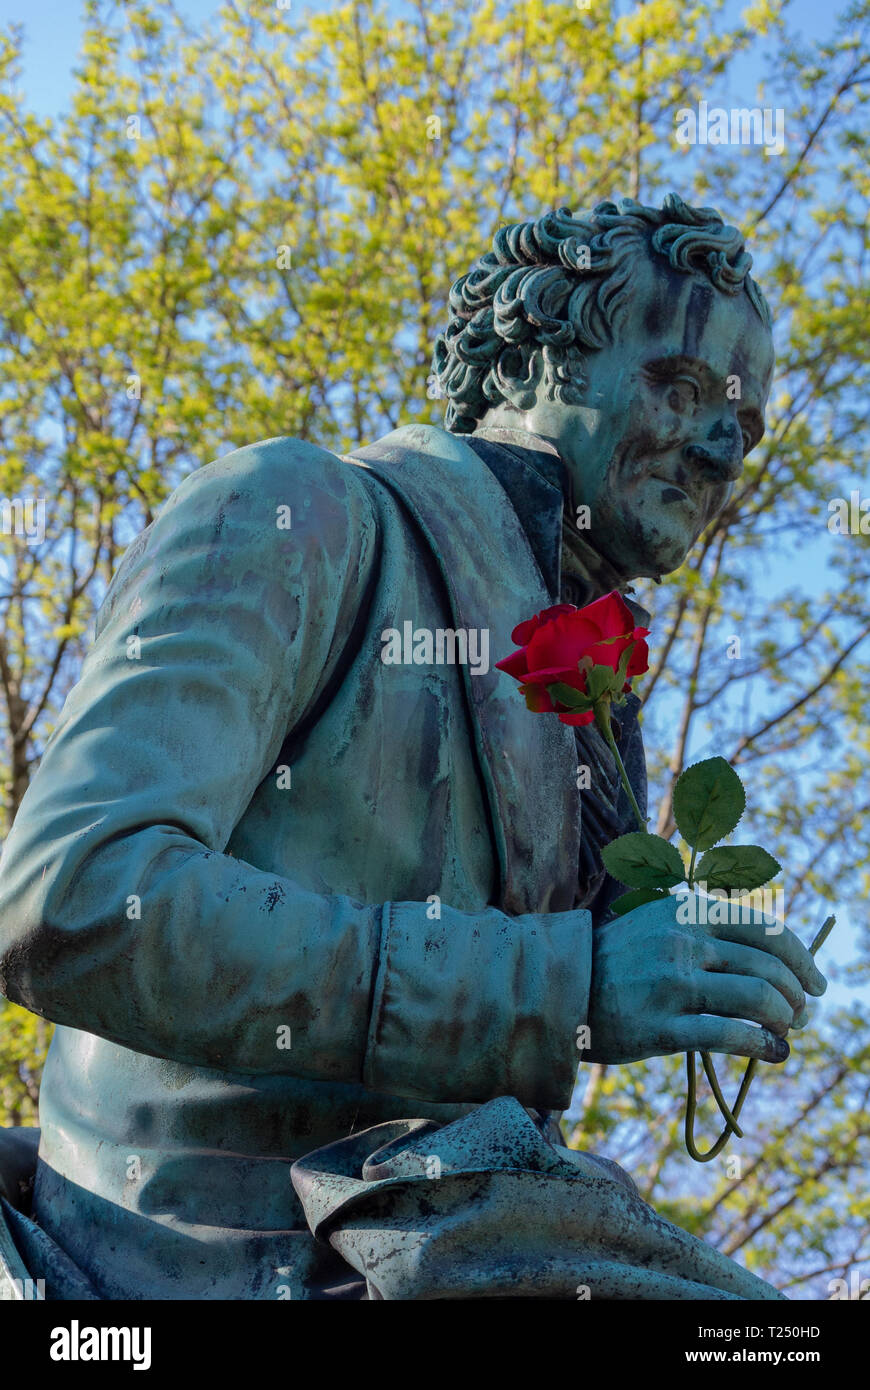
[0,195,824,1300]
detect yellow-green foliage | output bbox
[0,999,52,1126]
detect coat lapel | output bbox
[348,424,580,916]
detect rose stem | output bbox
[593,702,647,833]
[686,915,835,1162]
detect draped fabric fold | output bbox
[290,1096,785,1301]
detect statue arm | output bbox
[0,440,587,1109]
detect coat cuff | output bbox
[362,901,592,1109]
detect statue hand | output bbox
[585,894,827,1065]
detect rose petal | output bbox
[626,634,650,678]
[581,636,635,671]
[523,665,589,691]
[558,708,596,727]
[583,590,637,640]
[525,610,603,672]
[494,648,529,680]
[511,603,576,647]
[520,682,556,714]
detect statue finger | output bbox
[708,915,827,997]
[701,940,806,1023]
[685,972,794,1037]
[671,1015,790,1064]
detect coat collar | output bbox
[462,428,565,601]
[347,424,581,916]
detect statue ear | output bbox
[489,343,543,412]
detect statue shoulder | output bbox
[96,436,380,637]
[349,422,483,470]
[160,434,378,527]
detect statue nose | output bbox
[682,438,743,483]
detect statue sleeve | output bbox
[0,439,586,1110]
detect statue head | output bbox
[432,194,774,581]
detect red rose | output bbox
[495,590,650,726]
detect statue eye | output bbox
[665,376,700,412]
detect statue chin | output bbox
[596,540,685,586]
[615,525,694,582]
[646,549,689,580]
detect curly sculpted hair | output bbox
[431,192,771,434]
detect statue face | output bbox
[477,257,775,579]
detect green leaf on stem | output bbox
[609,886,670,916]
[586,663,617,702]
[695,844,782,891]
[601,831,686,889]
[673,756,745,852]
[613,640,635,688]
[547,682,592,710]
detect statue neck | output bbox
[560,522,632,608]
[469,421,654,623]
